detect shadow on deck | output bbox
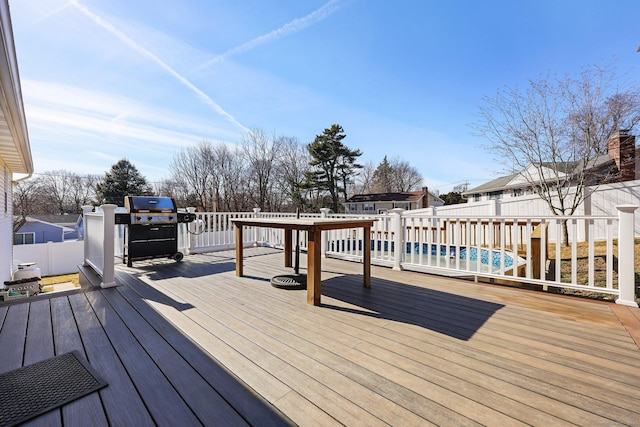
[321,275,504,341]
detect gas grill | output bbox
[116,196,195,267]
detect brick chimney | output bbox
[608,130,636,182]
[421,186,429,208]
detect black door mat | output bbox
[0,350,108,427]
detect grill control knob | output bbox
[148,216,153,221]
[169,216,174,221]
[136,216,142,221]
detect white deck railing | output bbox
[86,205,638,307]
[82,204,116,287]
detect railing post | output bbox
[186,207,196,254]
[320,208,331,257]
[81,205,93,266]
[390,208,404,271]
[616,205,638,307]
[253,208,261,246]
[100,204,117,288]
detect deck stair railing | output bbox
[82,204,117,288]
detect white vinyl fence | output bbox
[13,240,84,276]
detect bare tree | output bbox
[371,156,394,193]
[216,144,250,212]
[155,177,199,208]
[276,136,312,211]
[68,174,100,212]
[370,156,423,193]
[168,140,220,211]
[353,161,376,194]
[473,65,640,244]
[12,170,98,233]
[241,129,283,211]
[39,170,74,214]
[13,179,44,232]
[390,158,423,192]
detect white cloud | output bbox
[22,80,239,147]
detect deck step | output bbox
[77,264,102,289]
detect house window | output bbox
[488,191,503,200]
[394,202,410,210]
[363,203,374,212]
[473,194,481,202]
[512,188,523,197]
[14,232,35,245]
[349,204,358,211]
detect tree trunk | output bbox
[561,218,569,246]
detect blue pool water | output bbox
[329,240,516,269]
[407,243,516,269]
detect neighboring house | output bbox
[462,130,637,203]
[0,1,35,281]
[31,213,81,240]
[14,215,79,244]
[345,186,444,214]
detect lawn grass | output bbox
[40,273,80,293]
[546,238,640,303]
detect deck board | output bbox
[100,287,250,425]
[112,283,292,427]
[1,247,640,426]
[0,303,28,371]
[84,290,203,425]
[22,299,62,427]
[216,276,592,424]
[115,249,640,426]
[137,274,439,426]
[67,293,156,427]
[50,296,109,427]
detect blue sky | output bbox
[10,0,640,193]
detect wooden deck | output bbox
[2,247,640,426]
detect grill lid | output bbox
[125,196,176,213]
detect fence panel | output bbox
[13,241,84,276]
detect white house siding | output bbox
[0,164,11,281]
[586,180,640,239]
[499,192,586,217]
[587,180,640,214]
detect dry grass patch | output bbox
[545,239,640,303]
[41,273,80,293]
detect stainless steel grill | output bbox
[116,196,195,267]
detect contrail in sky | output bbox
[29,2,74,26]
[69,0,250,133]
[195,0,344,71]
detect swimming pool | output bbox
[329,240,524,271]
[408,243,518,269]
